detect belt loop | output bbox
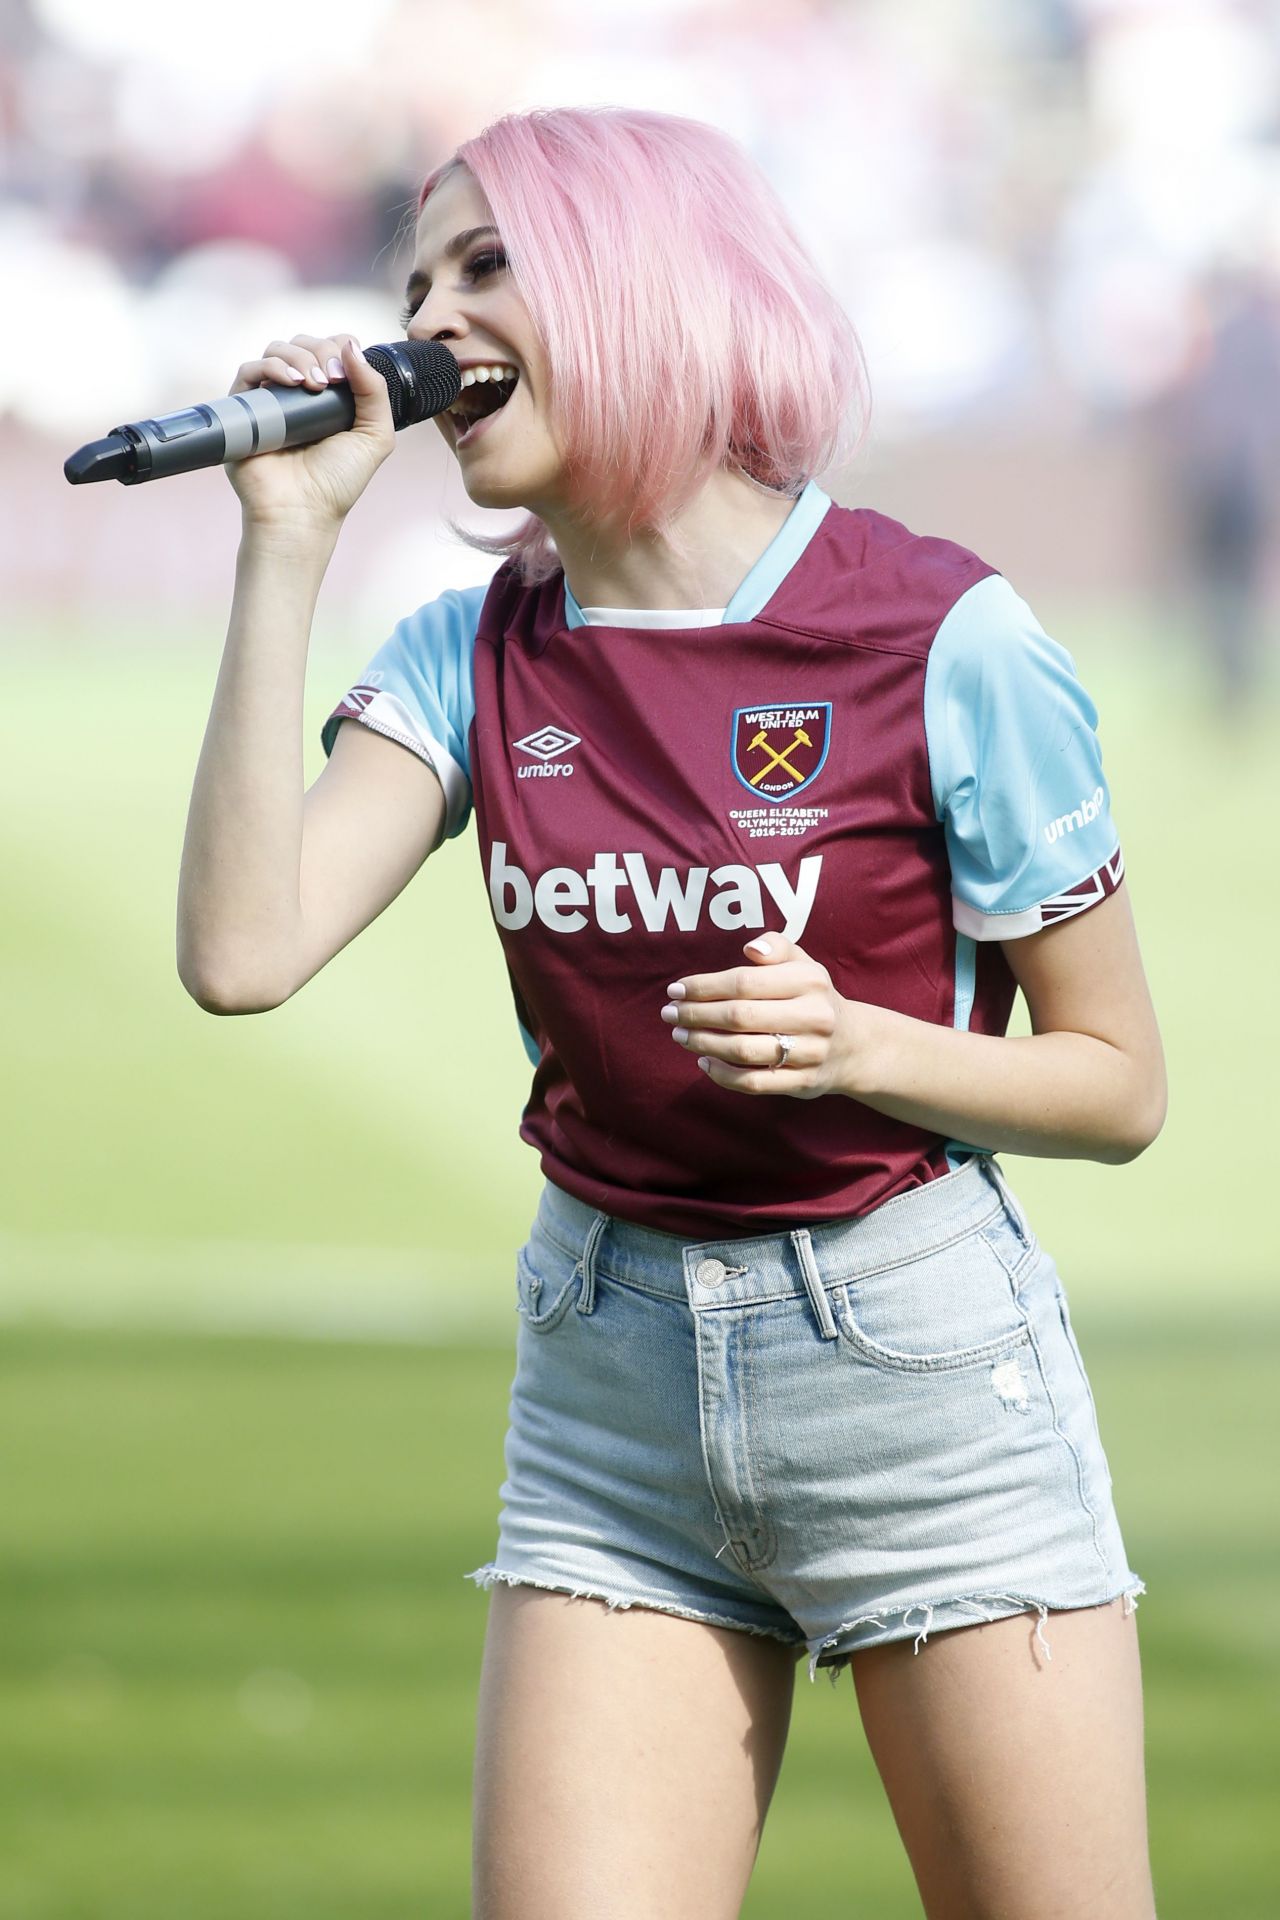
[791,1228,837,1340]
[575,1211,608,1314]
[982,1154,1033,1248]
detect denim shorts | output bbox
[466,1153,1146,1684]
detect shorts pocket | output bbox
[832,1213,1032,1374]
[515,1238,582,1333]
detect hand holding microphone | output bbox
[64,334,462,533]
[222,333,397,532]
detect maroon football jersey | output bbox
[324,484,1124,1236]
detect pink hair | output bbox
[415,107,870,588]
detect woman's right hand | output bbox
[225,333,397,534]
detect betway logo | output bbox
[489,843,822,940]
[1044,786,1105,845]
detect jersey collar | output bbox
[561,480,833,631]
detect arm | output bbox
[176,522,330,1011]
[842,885,1167,1162]
[177,329,447,1013]
[177,536,446,1014]
[661,886,1168,1165]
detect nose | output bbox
[406,287,468,352]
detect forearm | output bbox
[176,520,340,1009]
[847,1005,1161,1164]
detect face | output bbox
[402,166,565,515]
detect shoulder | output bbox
[925,572,1090,713]
[793,499,998,656]
[321,581,496,778]
[825,500,991,580]
[385,580,491,658]
[921,572,1108,833]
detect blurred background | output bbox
[2,0,1278,1914]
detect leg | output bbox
[471,1582,799,1920]
[850,1596,1156,1919]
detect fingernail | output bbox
[327,356,344,379]
[697,1056,711,1072]
[671,1027,689,1046]
[746,937,772,955]
[284,367,304,382]
[310,367,328,384]
[660,1003,679,1023]
[666,982,686,1000]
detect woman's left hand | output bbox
[661,934,877,1100]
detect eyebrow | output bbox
[403,225,501,301]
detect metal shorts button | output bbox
[695,1257,728,1287]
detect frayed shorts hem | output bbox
[806,1577,1149,1686]
[465,1563,1147,1688]
[463,1562,808,1655]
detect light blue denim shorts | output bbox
[466,1153,1146,1683]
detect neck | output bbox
[546,470,801,612]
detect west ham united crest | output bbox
[731,702,832,803]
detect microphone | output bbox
[63,339,461,486]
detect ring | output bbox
[772,1033,796,1068]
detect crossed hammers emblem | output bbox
[747,727,812,786]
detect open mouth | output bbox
[449,373,519,438]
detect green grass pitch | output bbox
[1,600,1276,1913]
[0,1324,1275,1918]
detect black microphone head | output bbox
[64,432,135,485]
[363,340,461,428]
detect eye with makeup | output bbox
[399,249,507,330]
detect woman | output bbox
[178,107,1166,1919]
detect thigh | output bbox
[851,1596,1156,1920]
[472,1583,799,1920]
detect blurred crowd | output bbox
[4,0,1280,705]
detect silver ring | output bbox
[772,1033,796,1068]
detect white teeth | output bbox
[459,363,517,386]
[447,362,518,431]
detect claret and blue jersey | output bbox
[322,481,1124,1238]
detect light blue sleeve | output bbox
[320,584,487,841]
[923,574,1124,941]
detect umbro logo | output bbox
[1044,785,1105,845]
[514,725,580,759]
[513,724,580,780]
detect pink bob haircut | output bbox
[413,106,871,588]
